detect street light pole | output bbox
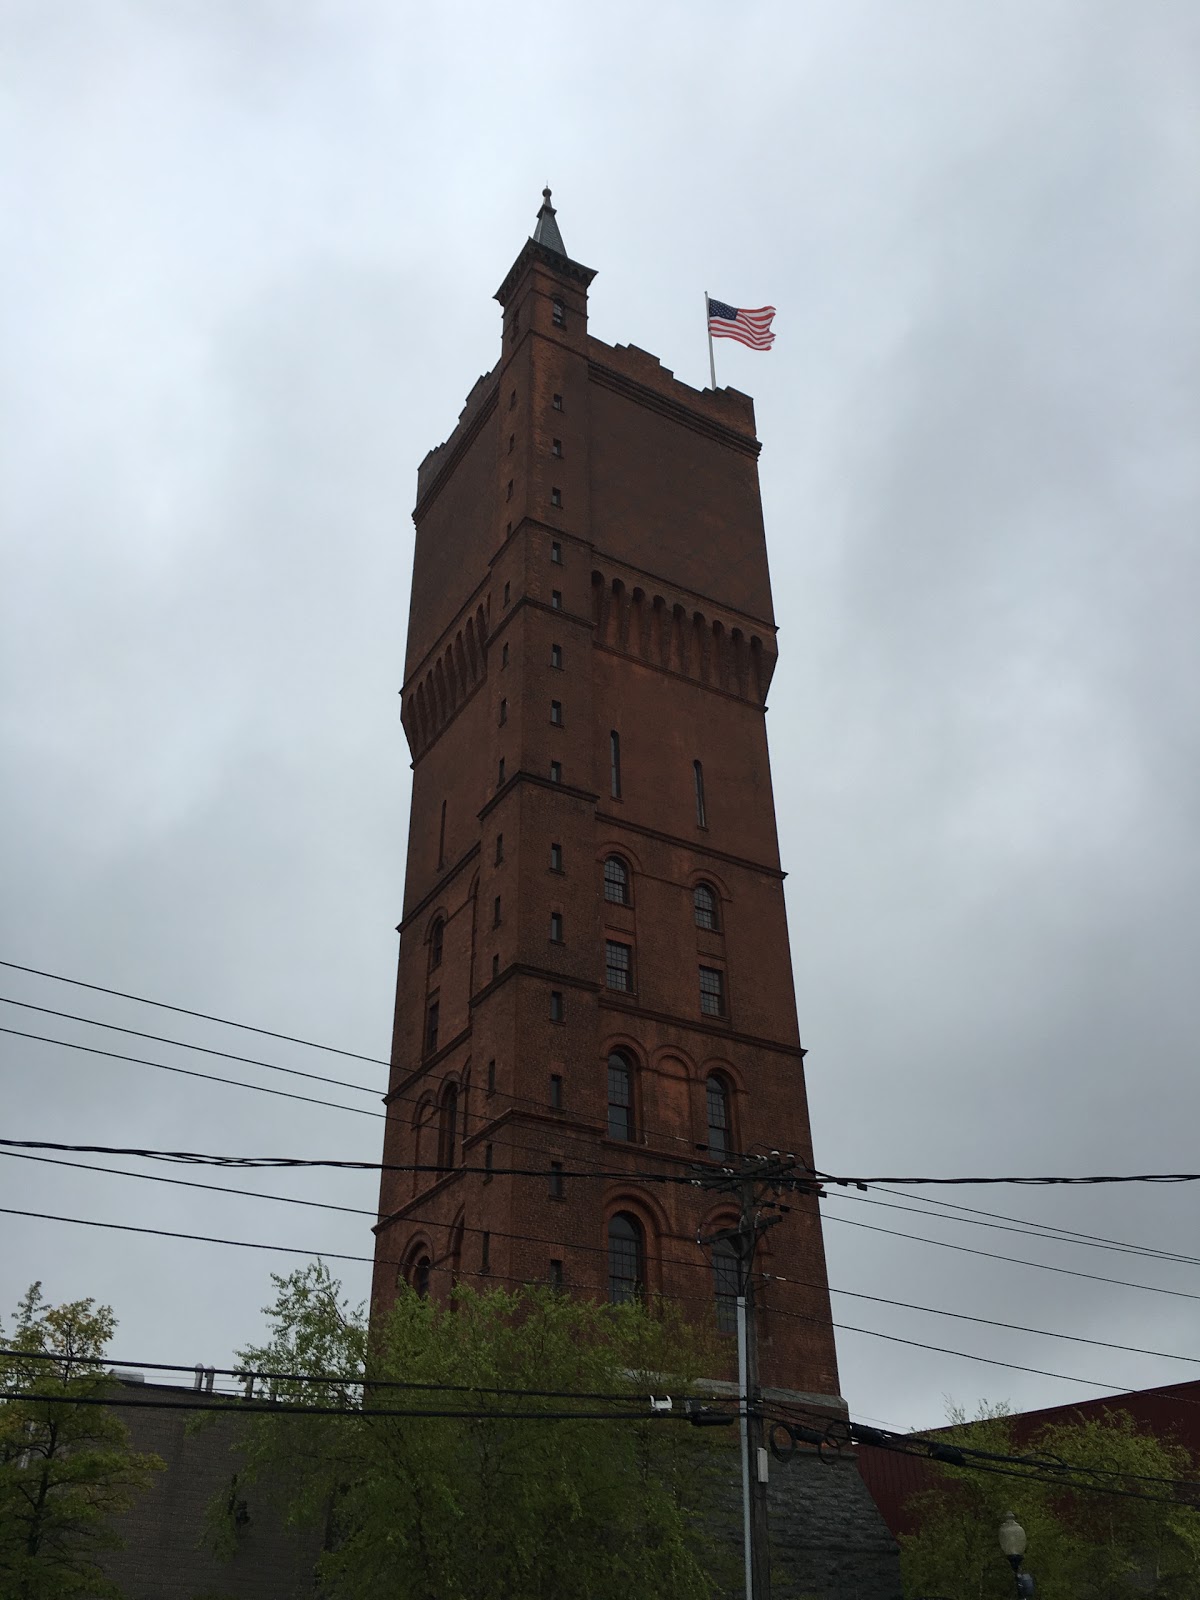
[998,1512,1035,1597]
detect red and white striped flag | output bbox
[707,298,776,351]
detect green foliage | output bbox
[222,1262,722,1600]
[900,1398,1200,1599]
[0,1282,163,1599]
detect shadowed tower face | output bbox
[372,191,840,1398]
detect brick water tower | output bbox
[372,189,841,1402]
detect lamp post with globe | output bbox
[998,1512,1035,1597]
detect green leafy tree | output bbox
[0,1282,163,1599]
[899,1399,1200,1599]
[219,1262,725,1600]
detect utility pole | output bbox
[698,1152,803,1600]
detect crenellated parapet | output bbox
[590,564,777,705]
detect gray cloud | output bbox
[2,0,1198,1431]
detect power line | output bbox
[821,1211,1200,1304]
[0,966,737,1158]
[12,1147,1200,1367]
[0,1348,649,1404]
[0,995,382,1096]
[0,1149,377,1217]
[770,1275,1200,1367]
[0,1390,689,1423]
[0,1139,688,1182]
[763,1298,1200,1402]
[818,1169,1200,1188]
[0,959,390,1067]
[1,1027,385,1121]
[838,1186,1200,1269]
[15,1179,1200,1410]
[11,1148,1199,1333]
[16,1184,1200,1418]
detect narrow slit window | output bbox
[551,539,563,562]
[552,440,562,459]
[549,760,562,784]
[550,911,563,943]
[552,392,563,410]
[550,700,563,726]
[503,581,510,605]
[550,1073,563,1109]
[497,758,505,787]
[552,298,565,327]
[430,919,444,971]
[481,1231,491,1271]
[499,698,507,726]
[550,842,563,872]
[495,832,504,865]
[610,731,622,799]
[437,800,446,869]
[549,1258,564,1289]
[487,1059,496,1095]
[550,487,562,508]
[491,953,499,979]
[493,895,501,927]
[694,760,707,828]
[484,1142,494,1182]
[550,643,562,669]
[549,1160,564,1198]
[425,1000,440,1055]
[501,642,509,667]
[550,989,564,1022]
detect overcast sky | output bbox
[2,1,1198,1434]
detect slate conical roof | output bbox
[532,186,567,255]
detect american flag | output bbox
[707,298,776,351]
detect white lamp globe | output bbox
[998,1513,1027,1558]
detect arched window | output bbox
[608,1213,643,1304]
[693,883,718,931]
[607,1052,634,1141]
[413,1254,432,1297]
[430,917,445,970]
[403,1247,433,1298]
[693,760,707,828]
[713,1237,740,1334]
[438,1082,459,1170]
[603,856,629,905]
[706,1075,731,1157]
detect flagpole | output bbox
[705,290,717,390]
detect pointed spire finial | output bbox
[532,185,567,257]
